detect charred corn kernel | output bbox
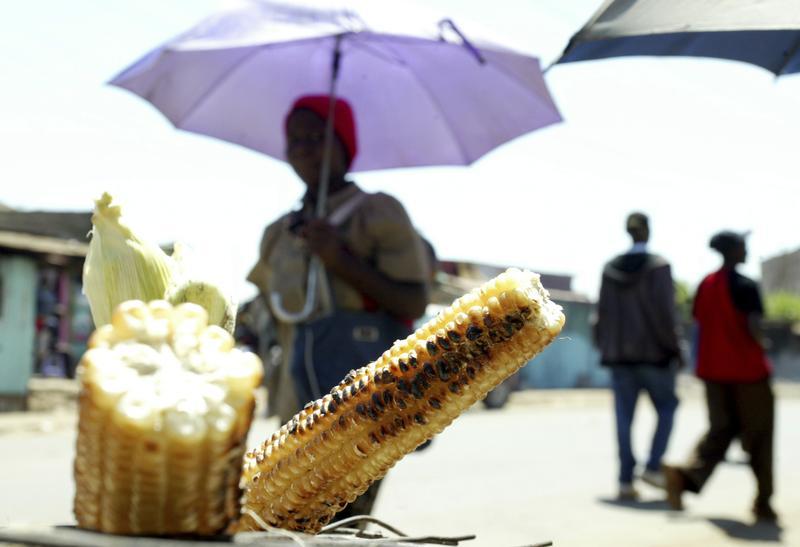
[73,300,263,536]
[236,269,565,534]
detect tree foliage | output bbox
[765,292,800,323]
[674,280,693,322]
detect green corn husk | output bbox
[167,279,236,334]
[165,243,237,334]
[82,193,175,327]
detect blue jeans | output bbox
[610,364,679,484]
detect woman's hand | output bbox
[299,218,427,319]
[300,219,347,269]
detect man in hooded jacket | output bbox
[595,212,683,500]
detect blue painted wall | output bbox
[520,299,609,389]
[0,256,38,395]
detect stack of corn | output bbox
[74,300,262,535]
[75,193,261,535]
[236,268,564,534]
[75,193,566,537]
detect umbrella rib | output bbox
[484,56,561,118]
[345,36,472,163]
[174,32,430,128]
[347,32,476,67]
[407,55,560,164]
[172,47,266,128]
[348,37,409,68]
[403,68,472,164]
[381,40,560,163]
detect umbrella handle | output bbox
[269,256,326,324]
[313,33,343,219]
[273,35,343,325]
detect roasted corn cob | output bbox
[73,300,262,535]
[236,269,565,534]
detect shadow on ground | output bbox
[597,497,674,512]
[707,518,782,543]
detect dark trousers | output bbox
[681,379,774,505]
[611,365,679,484]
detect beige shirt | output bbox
[248,183,430,318]
[247,183,430,421]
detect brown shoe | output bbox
[753,501,778,523]
[662,465,684,511]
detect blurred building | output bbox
[0,206,93,411]
[436,260,605,390]
[761,247,800,295]
[760,248,800,382]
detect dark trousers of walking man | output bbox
[679,380,774,507]
[611,364,679,489]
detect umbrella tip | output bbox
[438,19,485,65]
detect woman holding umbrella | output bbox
[248,95,432,519]
[110,4,561,517]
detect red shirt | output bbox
[693,268,771,382]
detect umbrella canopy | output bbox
[557,0,800,76]
[110,1,562,172]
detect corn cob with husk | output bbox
[73,300,262,535]
[83,192,236,334]
[235,268,564,534]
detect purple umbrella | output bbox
[110,0,562,321]
[111,1,561,172]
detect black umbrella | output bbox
[557,0,800,76]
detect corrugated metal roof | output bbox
[0,230,88,257]
[0,209,91,241]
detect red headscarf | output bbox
[286,95,358,168]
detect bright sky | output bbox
[2,0,799,303]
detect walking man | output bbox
[595,212,682,500]
[663,231,776,522]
